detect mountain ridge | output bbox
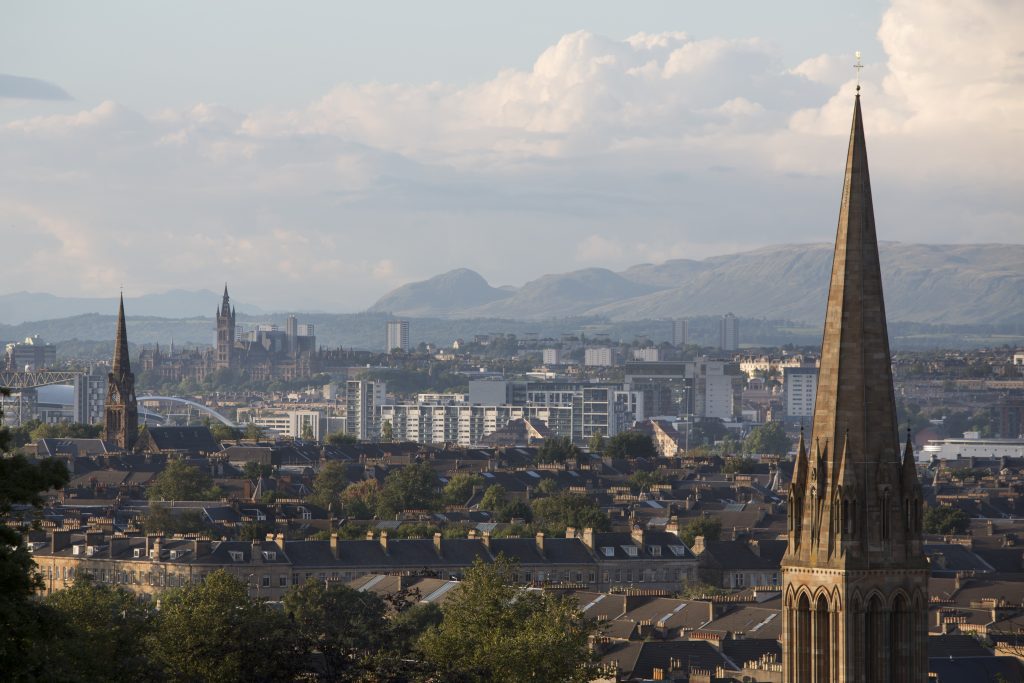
[368,242,1024,325]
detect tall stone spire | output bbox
[112,293,131,376]
[104,293,138,451]
[781,93,927,682]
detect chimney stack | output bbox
[379,530,389,555]
[330,532,340,559]
[434,532,443,557]
[691,535,706,555]
[535,532,546,558]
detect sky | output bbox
[1,0,1021,312]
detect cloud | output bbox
[0,74,72,101]
[0,0,1020,313]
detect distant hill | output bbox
[367,268,511,317]
[0,289,265,325]
[368,243,1024,325]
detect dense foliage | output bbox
[604,432,658,459]
[742,421,792,456]
[678,516,723,547]
[418,556,599,682]
[923,505,971,535]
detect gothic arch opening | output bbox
[813,594,831,683]
[796,593,811,681]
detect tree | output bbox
[0,450,70,678]
[284,579,389,680]
[242,461,274,480]
[140,506,207,535]
[536,436,580,464]
[534,478,559,497]
[443,473,484,505]
[244,422,264,441]
[743,421,792,456]
[148,570,298,682]
[29,421,102,441]
[209,422,241,442]
[43,575,155,682]
[341,479,382,519]
[376,462,440,517]
[678,516,722,547]
[678,581,727,600]
[629,469,666,493]
[381,419,394,443]
[147,459,216,501]
[327,431,359,445]
[418,556,599,682]
[479,484,508,511]
[301,422,315,441]
[587,430,605,454]
[531,492,610,534]
[605,432,658,459]
[923,505,971,535]
[309,460,352,510]
[722,455,758,474]
[690,418,728,447]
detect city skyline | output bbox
[1,0,1021,311]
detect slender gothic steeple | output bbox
[782,92,928,683]
[104,294,138,450]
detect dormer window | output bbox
[601,547,615,557]
[648,545,662,557]
[229,550,244,562]
[621,545,639,557]
[262,551,277,561]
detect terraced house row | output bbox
[30,525,698,600]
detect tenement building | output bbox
[29,525,697,601]
[781,92,928,682]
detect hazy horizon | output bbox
[2,0,1021,311]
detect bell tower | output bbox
[781,92,928,682]
[216,284,235,370]
[104,294,138,451]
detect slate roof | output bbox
[721,638,782,668]
[700,540,780,571]
[928,656,1024,683]
[144,426,222,454]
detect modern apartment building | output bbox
[386,320,410,353]
[671,319,688,347]
[783,366,818,420]
[719,313,739,352]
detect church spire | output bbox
[105,293,138,451]
[782,89,928,683]
[813,91,900,489]
[112,292,131,376]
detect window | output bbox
[621,545,639,557]
[262,551,277,561]
[262,575,271,588]
[601,547,615,557]
[229,550,244,562]
[279,574,288,587]
[648,545,662,557]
